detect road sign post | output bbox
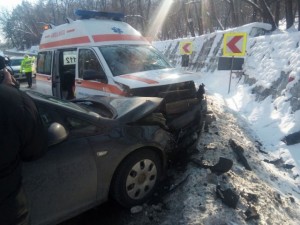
[179,41,193,55]
[223,32,247,93]
[179,41,193,68]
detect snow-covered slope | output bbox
[153,25,300,172]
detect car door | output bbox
[35,51,53,96]
[52,49,77,99]
[22,105,98,225]
[51,50,61,98]
[75,48,110,98]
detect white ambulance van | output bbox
[35,9,207,131]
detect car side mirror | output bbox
[47,122,68,146]
[83,69,106,81]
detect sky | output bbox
[0,0,37,11]
[0,0,37,42]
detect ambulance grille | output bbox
[130,81,197,102]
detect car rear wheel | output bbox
[111,149,162,207]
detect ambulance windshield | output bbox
[99,45,173,76]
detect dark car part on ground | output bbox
[216,185,240,209]
[229,139,252,171]
[281,130,300,145]
[191,157,233,175]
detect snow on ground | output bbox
[124,91,300,225]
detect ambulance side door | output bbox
[35,51,53,95]
[75,48,109,98]
[51,51,61,98]
[52,49,77,100]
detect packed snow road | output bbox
[58,93,300,225]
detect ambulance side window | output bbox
[78,49,106,82]
[37,51,52,75]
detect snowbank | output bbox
[153,24,300,172]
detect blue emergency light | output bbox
[75,9,124,21]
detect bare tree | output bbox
[0,0,297,46]
[183,1,195,37]
[230,0,239,26]
[285,0,294,29]
[273,0,281,27]
[298,0,300,31]
[210,0,224,30]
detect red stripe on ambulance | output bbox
[39,36,90,49]
[92,34,148,43]
[76,80,126,96]
[120,75,159,84]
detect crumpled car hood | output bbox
[84,95,163,123]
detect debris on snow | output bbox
[216,185,240,209]
[263,157,295,170]
[191,157,233,175]
[229,139,252,171]
[244,206,259,221]
[281,130,300,145]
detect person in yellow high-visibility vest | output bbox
[20,55,33,88]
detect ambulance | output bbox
[35,9,207,132]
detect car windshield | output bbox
[99,45,173,76]
[10,59,23,66]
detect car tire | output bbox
[111,149,162,207]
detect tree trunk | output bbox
[274,0,280,28]
[298,0,300,31]
[210,0,224,30]
[285,0,294,29]
[260,0,277,30]
[252,0,258,21]
[230,0,238,26]
[137,0,145,35]
[183,2,195,37]
[194,2,203,35]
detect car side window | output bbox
[38,105,99,139]
[65,117,99,138]
[78,49,105,80]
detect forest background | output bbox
[0,0,299,50]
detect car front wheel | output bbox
[111,149,162,207]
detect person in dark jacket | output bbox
[0,63,47,225]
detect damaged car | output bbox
[23,89,206,225]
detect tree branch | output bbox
[240,0,263,13]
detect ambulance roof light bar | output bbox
[74,9,124,21]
